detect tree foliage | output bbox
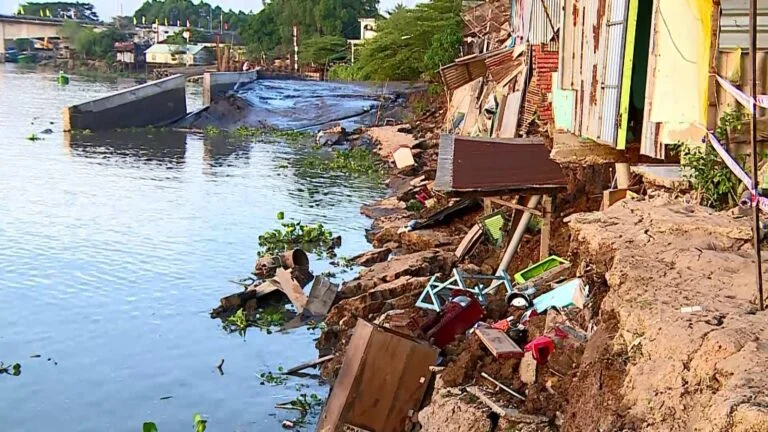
[18,2,99,21]
[133,0,249,31]
[61,21,127,60]
[239,0,379,58]
[353,0,462,81]
[298,36,348,66]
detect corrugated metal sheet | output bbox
[485,47,525,83]
[528,0,561,46]
[434,134,567,196]
[720,0,768,49]
[599,0,630,143]
[440,54,488,91]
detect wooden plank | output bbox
[498,91,523,138]
[283,355,334,375]
[539,195,553,261]
[475,327,524,360]
[487,197,543,217]
[601,188,629,211]
[466,386,548,423]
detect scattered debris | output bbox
[474,327,524,360]
[421,293,485,348]
[480,372,525,401]
[524,336,556,365]
[350,247,392,267]
[681,306,704,313]
[519,351,537,384]
[531,278,588,313]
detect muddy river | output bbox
[0,65,384,431]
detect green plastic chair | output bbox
[480,211,506,246]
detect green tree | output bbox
[18,2,99,21]
[298,35,348,66]
[61,20,127,60]
[353,0,462,81]
[239,0,379,59]
[133,0,246,31]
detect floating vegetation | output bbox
[26,133,41,141]
[203,125,221,136]
[0,362,21,377]
[232,126,312,143]
[260,369,288,386]
[224,306,288,335]
[277,393,324,427]
[258,212,337,257]
[298,147,385,178]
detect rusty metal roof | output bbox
[434,134,567,196]
[440,53,488,91]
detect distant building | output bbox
[145,44,213,66]
[359,18,377,40]
[114,42,146,66]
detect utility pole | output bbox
[209,6,212,32]
[293,25,299,72]
[749,0,764,310]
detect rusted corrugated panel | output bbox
[485,48,524,83]
[440,55,488,91]
[528,0,561,45]
[434,134,567,195]
[720,0,768,49]
[559,0,578,90]
[599,0,629,144]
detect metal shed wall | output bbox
[719,0,768,50]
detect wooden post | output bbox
[749,0,764,310]
[483,198,493,215]
[539,195,553,260]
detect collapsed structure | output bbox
[213,1,768,431]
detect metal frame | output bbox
[415,269,515,312]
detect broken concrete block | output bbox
[520,351,537,385]
[393,146,415,168]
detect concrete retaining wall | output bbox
[63,74,187,131]
[202,71,258,105]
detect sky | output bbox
[1,0,425,19]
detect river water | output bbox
[0,65,385,431]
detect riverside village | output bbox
[2,0,768,431]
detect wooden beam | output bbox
[487,197,543,217]
[539,195,553,260]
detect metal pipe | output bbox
[491,195,541,293]
[749,0,764,310]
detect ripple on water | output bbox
[0,65,385,432]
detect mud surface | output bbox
[179,79,419,131]
[568,196,768,431]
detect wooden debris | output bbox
[475,327,524,360]
[283,354,334,375]
[393,147,415,168]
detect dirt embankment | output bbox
[567,196,768,431]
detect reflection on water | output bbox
[0,63,384,432]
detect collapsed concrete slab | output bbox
[202,70,258,105]
[63,74,187,132]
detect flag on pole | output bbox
[142,16,146,24]
[133,16,137,25]
[45,8,50,17]
[39,9,43,16]
[164,17,168,26]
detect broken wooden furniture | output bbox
[316,320,438,432]
[435,134,567,281]
[415,268,515,312]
